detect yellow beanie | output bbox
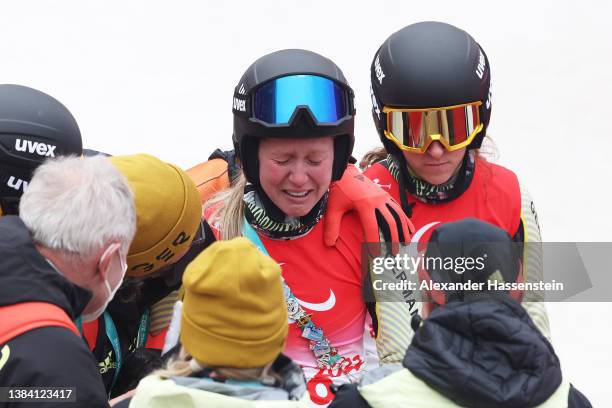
[181,237,288,368]
[109,154,202,277]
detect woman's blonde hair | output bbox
[204,172,247,240]
[154,347,278,383]
[359,146,388,170]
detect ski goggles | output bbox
[383,102,483,153]
[252,75,351,125]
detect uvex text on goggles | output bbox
[383,102,483,153]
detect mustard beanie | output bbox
[181,237,288,368]
[109,154,202,277]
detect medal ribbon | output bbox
[242,217,343,369]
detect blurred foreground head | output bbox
[419,218,523,316]
[181,237,288,370]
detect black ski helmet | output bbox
[0,84,82,215]
[232,49,355,185]
[421,218,523,305]
[370,21,492,156]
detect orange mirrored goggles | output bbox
[383,102,484,153]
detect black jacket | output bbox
[95,219,216,397]
[89,276,176,397]
[331,295,591,407]
[0,216,109,408]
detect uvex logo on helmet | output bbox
[6,176,28,193]
[370,85,381,119]
[233,97,246,112]
[475,48,486,79]
[14,138,57,157]
[374,54,385,85]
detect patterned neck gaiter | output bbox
[386,150,476,205]
[243,184,328,240]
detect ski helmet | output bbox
[232,49,355,185]
[0,84,82,215]
[419,218,524,306]
[370,22,492,157]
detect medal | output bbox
[310,341,331,357]
[302,324,324,341]
[286,296,300,318]
[316,354,331,369]
[296,313,312,328]
[281,281,344,369]
[329,353,342,366]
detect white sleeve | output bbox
[518,182,552,341]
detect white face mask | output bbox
[81,245,127,322]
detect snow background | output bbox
[2,0,610,404]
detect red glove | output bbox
[324,165,414,250]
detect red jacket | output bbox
[364,158,522,247]
[205,207,368,406]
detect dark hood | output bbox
[404,295,562,407]
[0,215,91,319]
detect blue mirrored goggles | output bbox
[252,75,350,125]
